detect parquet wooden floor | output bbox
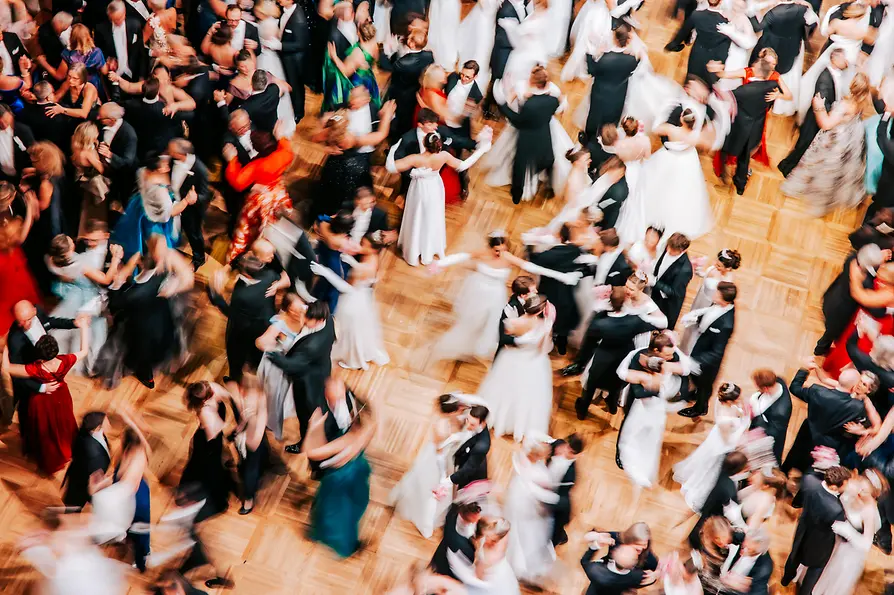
[2,0,894,593]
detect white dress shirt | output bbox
[331,398,352,430]
[0,127,15,176]
[347,106,374,153]
[446,80,474,128]
[595,249,621,285]
[654,251,682,282]
[238,132,258,159]
[170,153,196,200]
[337,19,358,45]
[112,23,131,77]
[126,0,150,20]
[24,317,47,344]
[456,515,476,538]
[92,430,111,456]
[280,4,296,35]
[350,207,373,243]
[750,383,783,418]
[230,20,247,50]
[509,0,527,20]
[0,42,13,76]
[103,119,123,145]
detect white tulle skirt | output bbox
[257,48,296,139]
[428,0,461,70]
[545,0,573,57]
[399,169,447,266]
[673,423,740,512]
[505,477,556,582]
[615,144,712,245]
[618,397,668,488]
[562,0,612,81]
[432,270,508,361]
[569,275,595,349]
[390,442,452,538]
[483,119,574,200]
[773,47,803,116]
[623,67,683,133]
[478,346,554,441]
[333,285,390,370]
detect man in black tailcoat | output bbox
[497,275,536,357]
[665,0,731,85]
[530,225,584,355]
[167,138,210,270]
[63,412,112,507]
[778,48,846,177]
[97,102,138,208]
[266,301,336,454]
[499,66,560,204]
[95,2,148,83]
[749,371,793,465]
[585,25,639,141]
[386,30,434,141]
[548,434,583,546]
[679,282,736,418]
[749,0,818,82]
[648,232,693,330]
[782,467,849,594]
[491,0,528,83]
[712,59,783,195]
[430,501,481,578]
[449,406,491,489]
[277,0,310,122]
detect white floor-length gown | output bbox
[257,17,297,139]
[429,0,461,69]
[562,0,612,81]
[399,168,447,266]
[545,0,573,57]
[258,316,299,440]
[333,278,390,370]
[504,452,559,582]
[478,316,555,441]
[615,127,713,244]
[500,8,550,83]
[813,495,880,595]
[390,417,464,538]
[715,13,757,92]
[448,540,522,595]
[433,263,510,361]
[457,0,500,89]
[673,399,750,511]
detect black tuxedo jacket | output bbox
[553,459,576,515]
[498,295,526,351]
[734,551,774,595]
[723,79,779,156]
[328,21,354,60]
[268,316,336,414]
[104,119,138,201]
[594,250,632,288]
[124,0,149,24]
[322,389,358,442]
[531,243,584,335]
[11,123,34,176]
[6,309,76,399]
[386,49,435,140]
[445,73,483,103]
[491,0,525,78]
[173,156,211,207]
[598,177,628,229]
[585,51,639,136]
[793,68,836,159]
[750,378,793,463]
[784,473,845,572]
[689,471,738,547]
[122,98,188,159]
[222,130,254,166]
[500,94,559,167]
[280,6,310,55]
[749,3,810,74]
[95,19,148,82]
[393,125,476,159]
[1,32,29,76]
[16,102,72,150]
[63,432,112,507]
[690,307,734,374]
[789,368,866,454]
[208,267,279,338]
[223,85,281,133]
[666,9,731,83]
[37,22,65,75]
[875,114,894,208]
[450,429,490,488]
[582,547,646,595]
[430,504,477,579]
[650,250,693,329]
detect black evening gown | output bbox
[316,150,373,216]
[180,402,232,522]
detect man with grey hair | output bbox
[167,138,210,270]
[97,102,138,208]
[35,12,71,84]
[95,0,148,82]
[17,81,72,150]
[214,69,281,133]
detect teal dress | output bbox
[111,178,180,260]
[310,452,371,557]
[865,114,887,195]
[322,43,381,112]
[348,45,381,109]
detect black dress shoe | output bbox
[615,451,624,470]
[205,577,234,589]
[137,376,155,389]
[606,401,618,415]
[574,397,589,421]
[559,363,584,377]
[284,443,302,454]
[555,336,568,356]
[238,504,254,515]
[679,407,708,418]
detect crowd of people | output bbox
[2,0,894,592]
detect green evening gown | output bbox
[310,453,371,557]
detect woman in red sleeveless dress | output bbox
[0,190,41,333]
[413,65,462,204]
[712,49,790,176]
[2,324,88,474]
[822,263,894,380]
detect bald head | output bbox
[251,239,274,263]
[229,109,251,135]
[99,102,125,121]
[839,369,861,391]
[612,544,639,570]
[13,300,37,329]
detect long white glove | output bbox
[310,261,354,294]
[517,260,583,285]
[385,139,402,173]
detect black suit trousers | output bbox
[281,53,307,121]
[781,420,813,474]
[721,141,753,193]
[779,115,820,177]
[180,203,206,266]
[226,325,264,382]
[689,367,719,413]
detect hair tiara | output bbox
[488,229,507,238]
[867,469,883,492]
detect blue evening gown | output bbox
[310,454,371,558]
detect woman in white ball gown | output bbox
[387,130,492,266]
[615,109,713,244]
[448,517,521,595]
[429,232,582,362]
[255,6,297,139]
[814,469,886,595]
[673,383,750,512]
[429,0,461,70]
[504,440,559,585]
[308,239,389,370]
[457,0,500,89]
[390,394,483,538]
[499,0,550,84]
[478,294,555,442]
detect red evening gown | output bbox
[24,354,79,474]
[823,303,894,380]
[413,89,462,205]
[712,68,779,176]
[0,247,41,333]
